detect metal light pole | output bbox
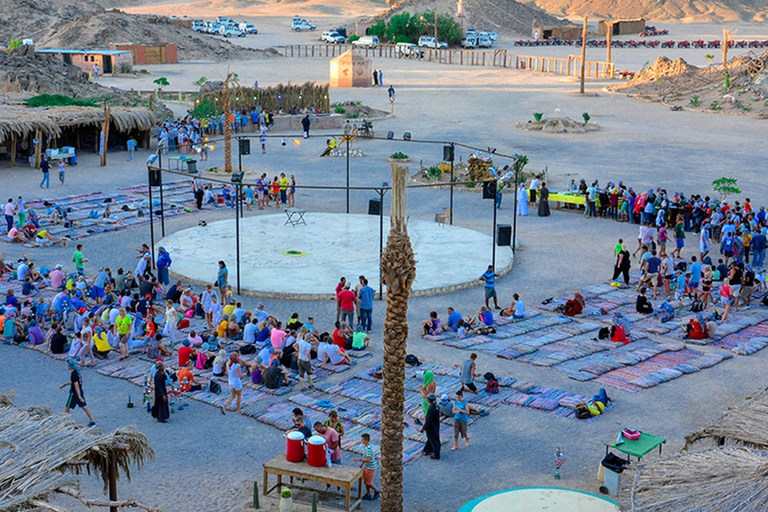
[157,150,165,237]
[147,166,155,269]
[492,185,498,270]
[512,166,519,254]
[449,143,455,225]
[345,136,350,213]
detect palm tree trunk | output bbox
[223,72,233,173]
[379,162,416,512]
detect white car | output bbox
[239,22,258,34]
[220,25,245,37]
[205,22,221,34]
[192,21,206,32]
[216,16,234,24]
[477,36,492,48]
[417,35,448,49]
[352,35,379,48]
[487,31,499,41]
[292,19,316,31]
[322,30,345,43]
[461,36,477,48]
[465,29,477,37]
[395,42,423,57]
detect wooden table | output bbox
[263,454,364,511]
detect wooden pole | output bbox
[9,133,16,167]
[722,28,730,67]
[580,15,588,94]
[33,129,42,169]
[223,71,233,173]
[108,451,118,512]
[606,21,613,66]
[100,106,111,167]
[434,8,438,43]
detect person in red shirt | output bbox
[177,339,195,367]
[333,320,351,350]
[335,277,346,322]
[145,318,156,339]
[337,283,356,326]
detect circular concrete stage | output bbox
[162,213,513,300]
[459,488,618,512]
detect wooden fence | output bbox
[282,44,615,79]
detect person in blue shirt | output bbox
[126,138,136,161]
[674,270,687,304]
[637,251,662,299]
[451,389,470,451]
[752,228,767,268]
[156,247,172,287]
[480,265,500,309]
[444,307,462,332]
[357,278,375,333]
[688,256,702,298]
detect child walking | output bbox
[451,389,470,451]
[353,433,380,500]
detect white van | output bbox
[396,42,422,57]
[418,35,448,49]
[352,35,379,48]
[461,36,477,48]
[477,36,492,48]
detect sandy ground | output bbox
[3,27,768,511]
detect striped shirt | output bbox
[362,444,378,470]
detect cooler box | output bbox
[285,431,305,462]
[307,435,327,467]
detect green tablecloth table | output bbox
[606,432,666,461]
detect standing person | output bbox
[216,261,229,300]
[378,69,383,86]
[388,85,395,103]
[156,247,172,287]
[719,278,734,322]
[295,335,313,391]
[288,174,296,207]
[451,389,470,451]
[259,125,267,154]
[193,176,204,210]
[222,351,246,414]
[537,182,551,217]
[40,156,50,188]
[116,307,132,361]
[516,182,528,216]
[16,196,26,228]
[73,244,88,276]
[480,265,500,309]
[92,63,99,81]
[3,198,14,233]
[59,359,96,426]
[372,69,379,86]
[279,173,289,205]
[752,228,766,268]
[353,433,380,500]
[335,276,346,322]
[458,353,480,394]
[671,218,686,258]
[528,175,540,206]
[152,361,170,423]
[337,283,356,326]
[58,159,66,185]
[162,300,178,343]
[419,371,436,419]
[612,244,631,285]
[420,393,440,460]
[314,422,342,466]
[79,318,96,368]
[301,114,311,139]
[358,278,375,332]
[126,137,136,161]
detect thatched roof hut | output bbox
[0,391,157,512]
[619,447,768,512]
[0,105,156,143]
[684,386,768,451]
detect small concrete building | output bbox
[109,43,178,65]
[35,49,133,75]
[598,18,646,36]
[329,49,371,88]
[531,21,582,40]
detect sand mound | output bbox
[39,10,262,61]
[0,45,112,98]
[645,56,698,79]
[519,0,768,23]
[363,0,565,36]
[516,117,599,133]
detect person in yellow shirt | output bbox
[222,298,236,317]
[279,173,289,205]
[216,314,230,341]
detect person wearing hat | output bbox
[152,361,170,423]
[420,392,441,460]
[59,359,96,426]
[155,247,172,287]
[135,253,152,280]
[49,264,66,289]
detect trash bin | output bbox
[599,452,629,496]
[186,159,197,173]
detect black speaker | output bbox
[239,138,251,155]
[443,145,454,162]
[231,171,244,184]
[386,131,394,139]
[497,224,511,246]
[149,168,162,187]
[403,132,411,141]
[368,199,381,215]
[482,181,496,199]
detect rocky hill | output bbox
[518,0,768,23]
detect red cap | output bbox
[145,294,151,299]
[154,358,164,363]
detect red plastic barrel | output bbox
[286,431,305,462]
[307,435,327,467]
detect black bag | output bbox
[575,406,592,419]
[602,453,630,473]
[483,372,496,381]
[690,300,704,312]
[208,380,222,394]
[405,354,421,366]
[675,261,688,272]
[239,344,256,355]
[598,327,610,340]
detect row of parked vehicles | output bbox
[460,30,499,48]
[587,38,768,49]
[192,17,257,37]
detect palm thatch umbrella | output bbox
[379,162,416,512]
[684,386,768,452]
[620,447,768,512]
[0,391,158,512]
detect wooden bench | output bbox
[263,454,364,511]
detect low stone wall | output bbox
[271,114,343,132]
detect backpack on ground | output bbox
[208,380,222,394]
[575,406,592,419]
[485,378,499,394]
[675,261,688,272]
[405,354,421,366]
[239,344,256,355]
[483,372,496,381]
[690,300,705,312]
[598,327,611,340]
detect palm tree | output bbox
[379,162,416,512]
[222,71,234,173]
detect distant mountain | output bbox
[518,0,768,22]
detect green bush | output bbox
[394,35,412,44]
[25,94,98,107]
[348,35,360,43]
[533,113,543,122]
[390,151,409,159]
[7,39,22,50]
[368,21,385,38]
[190,97,221,120]
[427,166,442,180]
[335,106,346,114]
